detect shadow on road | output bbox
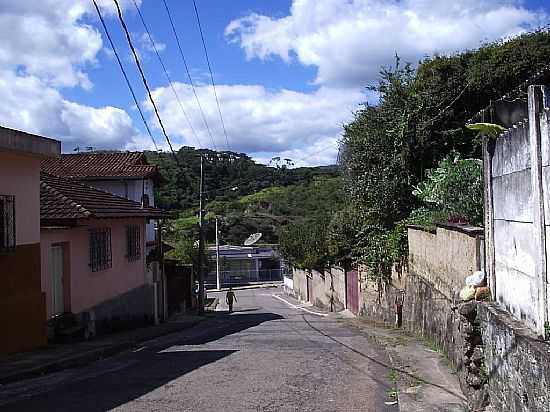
[2,312,283,412]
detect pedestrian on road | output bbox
[226,288,237,313]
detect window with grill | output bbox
[0,195,15,253]
[89,228,112,272]
[126,224,141,261]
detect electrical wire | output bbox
[91,0,159,152]
[112,0,180,165]
[131,0,203,150]
[161,0,218,151]
[192,0,231,152]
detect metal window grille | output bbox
[0,195,15,253]
[126,225,141,261]
[89,228,112,271]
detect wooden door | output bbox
[50,246,65,316]
[346,270,359,314]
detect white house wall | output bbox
[86,178,156,244]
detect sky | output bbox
[1,0,549,166]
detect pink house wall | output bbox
[0,152,41,245]
[41,217,148,317]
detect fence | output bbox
[484,85,550,334]
[205,269,283,288]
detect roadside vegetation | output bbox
[279,29,550,287]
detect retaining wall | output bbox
[292,267,346,312]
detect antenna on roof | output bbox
[74,146,80,152]
[244,232,262,246]
[86,146,95,152]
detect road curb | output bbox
[0,319,203,386]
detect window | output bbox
[0,195,15,253]
[126,225,141,261]
[89,228,112,271]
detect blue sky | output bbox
[1,0,549,165]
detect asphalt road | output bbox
[0,288,397,412]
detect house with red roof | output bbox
[41,152,161,251]
[40,173,168,338]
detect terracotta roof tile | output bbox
[40,173,169,224]
[41,152,158,179]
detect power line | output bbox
[192,0,231,151]
[91,0,159,152]
[131,0,204,149]
[112,0,180,165]
[161,0,218,151]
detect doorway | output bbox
[50,245,67,316]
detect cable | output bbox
[131,0,203,150]
[161,0,218,151]
[192,0,231,151]
[92,0,159,152]
[112,0,180,166]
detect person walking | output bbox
[226,288,237,313]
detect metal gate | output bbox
[346,270,359,314]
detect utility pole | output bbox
[216,217,221,290]
[197,155,205,314]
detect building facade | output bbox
[40,173,167,336]
[0,126,60,354]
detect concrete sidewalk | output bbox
[346,318,468,412]
[0,315,204,386]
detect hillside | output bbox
[145,147,339,211]
[146,147,342,254]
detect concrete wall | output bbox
[408,224,483,300]
[484,85,550,334]
[41,217,152,322]
[357,220,550,411]
[292,267,346,312]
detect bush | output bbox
[413,155,483,226]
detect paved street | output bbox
[0,288,397,412]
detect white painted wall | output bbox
[85,178,156,244]
[487,86,550,333]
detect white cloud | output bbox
[0,69,152,152]
[147,82,364,161]
[137,32,166,54]
[0,0,152,152]
[226,0,549,87]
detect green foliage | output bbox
[166,238,197,265]
[146,147,339,211]
[413,156,483,225]
[466,123,506,138]
[279,216,330,270]
[337,30,550,284]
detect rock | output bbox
[459,301,478,320]
[471,347,484,364]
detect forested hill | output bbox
[145,147,339,211]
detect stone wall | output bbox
[478,303,550,412]
[292,267,346,312]
[408,224,483,300]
